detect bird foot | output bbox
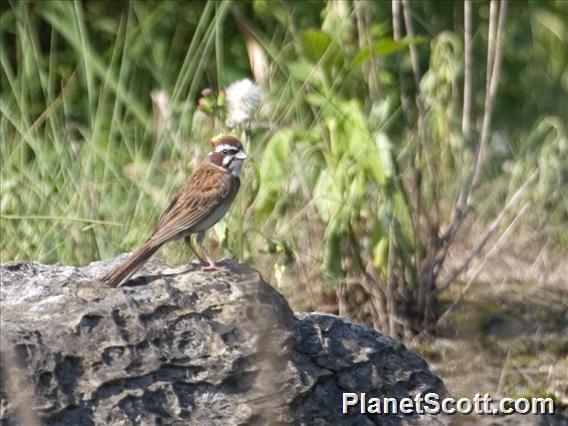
[200,259,229,272]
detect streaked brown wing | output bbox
[148,165,237,245]
[153,192,181,232]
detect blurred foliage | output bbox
[1,1,567,335]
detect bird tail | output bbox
[102,243,161,287]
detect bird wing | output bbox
[149,165,239,245]
[153,192,181,232]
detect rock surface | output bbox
[1,256,447,425]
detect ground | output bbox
[275,237,568,420]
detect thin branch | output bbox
[401,0,433,318]
[496,350,512,396]
[347,223,389,324]
[436,201,530,325]
[232,8,269,83]
[485,0,498,94]
[401,0,422,87]
[386,221,397,336]
[391,0,412,120]
[0,214,121,226]
[389,1,419,246]
[440,0,508,262]
[472,0,508,187]
[437,168,537,294]
[412,198,531,344]
[354,0,380,98]
[400,0,428,148]
[462,0,473,141]
[400,0,433,214]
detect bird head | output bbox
[207,135,247,177]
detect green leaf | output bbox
[305,92,327,107]
[288,60,314,82]
[372,237,389,275]
[371,22,391,38]
[299,29,333,63]
[322,225,343,279]
[313,169,342,223]
[351,36,427,69]
[298,29,342,69]
[392,192,415,253]
[254,129,293,221]
[375,133,394,176]
[266,238,294,259]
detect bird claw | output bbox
[200,259,229,272]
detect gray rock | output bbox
[1,256,447,425]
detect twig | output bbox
[497,349,512,396]
[32,69,77,131]
[354,0,380,99]
[389,0,419,271]
[412,198,531,345]
[0,214,121,226]
[436,201,530,329]
[400,0,432,214]
[215,1,224,89]
[439,0,509,269]
[401,0,428,147]
[401,0,422,87]
[391,0,412,120]
[437,168,537,294]
[462,0,473,141]
[348,224,388,323]
[386,221,397,336]
[472,0,508,188]
[232,8,269,83]
[401,0,433,320]
[485,0,498,94]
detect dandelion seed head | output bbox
[225,78,261,128]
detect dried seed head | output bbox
[224,78,261,128]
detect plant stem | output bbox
[462,0,473,141]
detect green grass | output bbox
[1,1,230,265]
[1,0,566,324]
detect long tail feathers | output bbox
[102,243,161,287]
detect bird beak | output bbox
[235,151,247,160]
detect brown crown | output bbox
[208,135,243,151]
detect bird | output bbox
[102,135,247,288]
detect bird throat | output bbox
[228,159,244,177]
[207,153,243,177]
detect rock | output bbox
[1,256,447,425]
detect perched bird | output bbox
[102,135,247,288]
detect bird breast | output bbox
[192,197,234,232]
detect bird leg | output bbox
[200,257,221,271]
[194,231,228,272]
[184,235,206,265]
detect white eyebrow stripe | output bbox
[215,144,239,153]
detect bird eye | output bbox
[222,149,228,155]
